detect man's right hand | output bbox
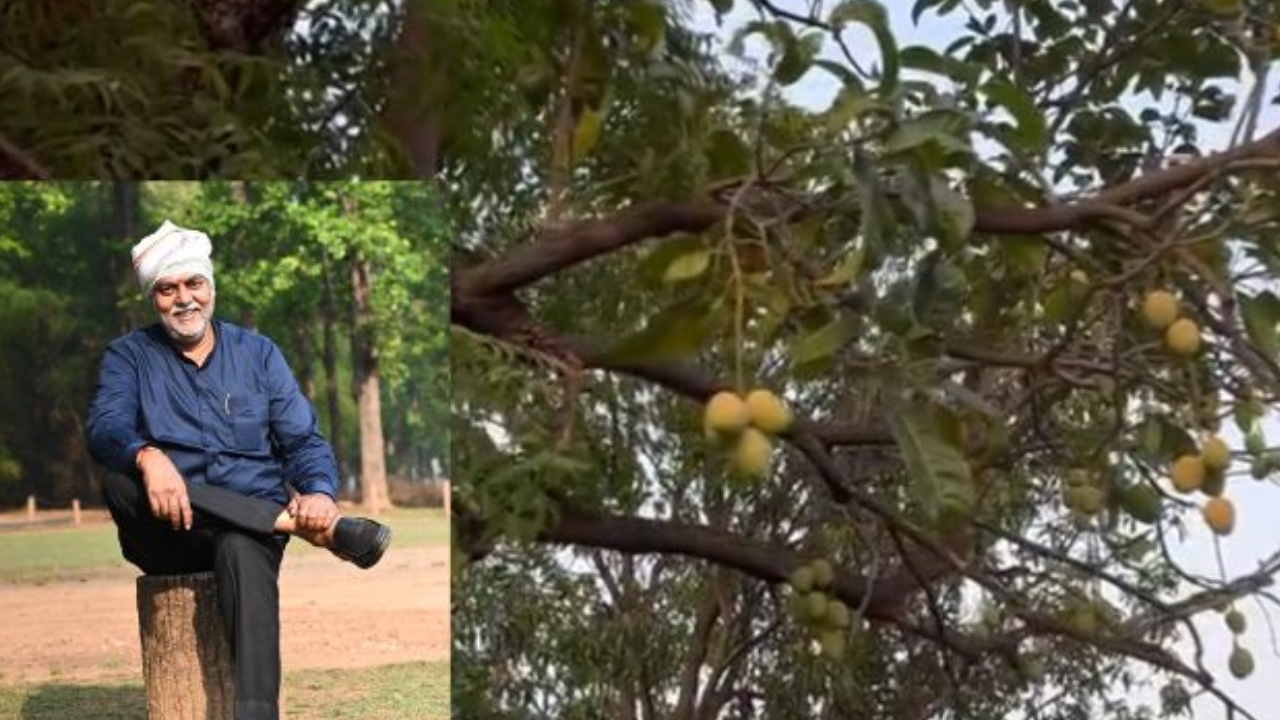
[137,447,192,531]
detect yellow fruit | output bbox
[1171,455,1206,494]
[1165,318,1201,356]
[1203,497,1236,535]
[704,391,749,434]
[730,428,772,479]
[745,388,793,434]
[1202,435,1231,471]
[1142,290,1180,329]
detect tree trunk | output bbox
[321,252,345,480]
[379,0,443,178]
[136,573,235,720]
[349,244,388,515]
[112,181,141,333]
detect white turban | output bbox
[131,220,215,295]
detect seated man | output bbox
[86,219,391,720]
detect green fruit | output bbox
[1200,469,1226,497]
[818,630,846,660]
[789,566,815,594]
[1014,655,1045,682]
[1202,0,1242,16]
[1066,468,1091,487]
[805,592,829,621]
[1229,646,1254,679]
[1245,428,1266,456]
[787,592,808,621]
[825,599,851,628]
[1119,484,1162,524]
[810,559,835,589]
[1066,485,1106,515]
[1070,605,1099,634]
[1251,459,1269,480]
[1225,609,1246,634]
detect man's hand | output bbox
[137,448,192,531]
[287,492,338,533]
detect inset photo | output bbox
[0,181,450,720]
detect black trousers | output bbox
[102,473,289,720]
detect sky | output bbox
[685,0,1280,715]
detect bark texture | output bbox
[136,573,235,720]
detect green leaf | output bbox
[596,298,719,364]
[572,107,604,160]
[790,312,859,366]
[1240,290,1280,361]
[829,0,899,92]
[637,236,705,286]
[887,396,973,531]
[824,86,888,130]
[663,248,712,283]
[709,0,734,14]
[628,1,666,54]
[882,113,972,158]
[815,245,864,286]
[774,32,822,85]
[983,77,1048,154]
[1000,236,1048,278]
[929,176,974,245]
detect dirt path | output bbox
[0,541,450,684]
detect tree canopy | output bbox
[449,1,1280,718]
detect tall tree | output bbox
[449,1,1280,718]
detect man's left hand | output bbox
[287,493,339,532]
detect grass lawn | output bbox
[0,506,448,584]
[0,660,450,720]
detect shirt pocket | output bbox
[227,394,270,452]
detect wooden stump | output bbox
[136,573,235,720]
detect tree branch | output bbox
[0,131,50,179]
[458,125,1280,296]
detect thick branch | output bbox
[459,125,1280,296]
[379,0,443,178]
[0,131,50,179]
[461,199,726,296]
[538,508,909,620]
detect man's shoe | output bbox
[329,517,392,569]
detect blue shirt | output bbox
[86,319,339,505]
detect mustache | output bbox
[170,302,203,315]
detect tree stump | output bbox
[136,573,235,720]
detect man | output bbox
[86,219,392,720]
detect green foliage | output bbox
[452,0,1280,718]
